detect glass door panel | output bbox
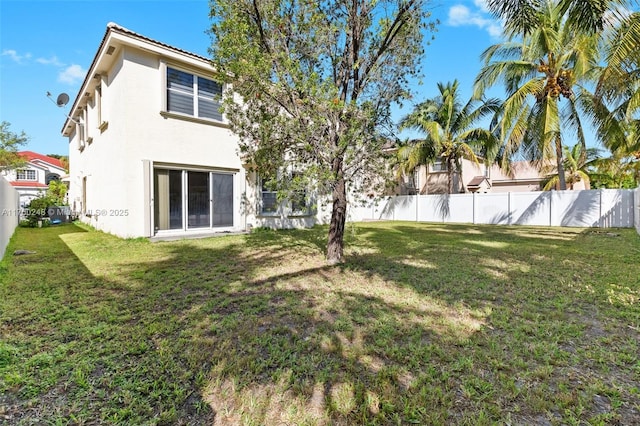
[212,173,233,226]
[188,171,210,228]
[154,169,183,231]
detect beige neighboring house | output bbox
[63,23,319,239]
[1,151,67,207]
[398,158,587,195]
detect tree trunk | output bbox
[447,158,455,194]
[555,135,567,190]
[327,158,347,265]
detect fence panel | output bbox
[443,194,474,224]
[474,193,511,224]
[347,189,636,230]
[599,189,635,228]
[509,191,552,226]
[0,176,20,259]
[551,190,601,227]
[633,187,640,234]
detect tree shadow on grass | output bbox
[3,223,640,424]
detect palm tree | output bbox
[398,80,500,194]
[484,0,640,176]
[485,0,633,36]
[590,11,640,155]
[541,143,601,190]
[474,1,601,190]
[589,146,640,188]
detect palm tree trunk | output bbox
[555,135,567,190]
[447,158,455,194]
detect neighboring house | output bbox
[398,158,587,195]
[1,151,67,207]
[63,23,319,239]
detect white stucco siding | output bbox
[72,47,246,238]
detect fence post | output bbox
[599,189,603,228]
[472,192,476,224]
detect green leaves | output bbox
[0,121,28,170]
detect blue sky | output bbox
[0,0,503,156]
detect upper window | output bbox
[167,67,222,121]
[16,169,36,181]
[431,161,448,173]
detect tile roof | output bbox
[10,181,48,188]
[19,151,65,169]
[467,176,490,188]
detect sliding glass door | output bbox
[187,171,210,228]
[154,168,234,233]
[154,169,183,231]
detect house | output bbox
[399,158,587,195]
[63,23,319,239]
[1,151,67,207]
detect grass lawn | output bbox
[1,221,639,425]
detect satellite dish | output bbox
[56,93,70,107]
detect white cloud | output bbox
[58,64,86,85]
[37,55,64,67]
[473,0,490,13]
[447,3,503,39]
[2,49,32,64]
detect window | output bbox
[290,172,310,215]
[166,67,222,121]
[431,161,448,172]
[45,173,60,184]
[260,177,279,215]
[16,169,36,181]
[259,173,311,216]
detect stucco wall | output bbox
[0,176,20,259]
[69,47,247,238]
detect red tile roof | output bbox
[10,181,48,188]
[19,151,65,169]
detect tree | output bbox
[541,143,601,190]
[589,148,640,188]
[588,10,640,156]
[46,154,70,173]
[209,0,437,264]
[398,80,500,194]
[485,0,631,36]
[474,1,600,190]
[0,121,28,170]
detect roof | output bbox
[467,176,491,188]
[62,22,212,135]
[10,181,48,188]
[19,151,65,169]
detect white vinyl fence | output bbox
[348,189,637,229]
[0,176,20,259]
[636,187,640,235]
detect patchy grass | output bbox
[1,221,639,425]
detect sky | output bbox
[0,0,505,156]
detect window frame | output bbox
[258,175,280,216]
[431,160,448,173]
[257,172,313,217]
[164,64,224,123]
[16,169,37,181]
